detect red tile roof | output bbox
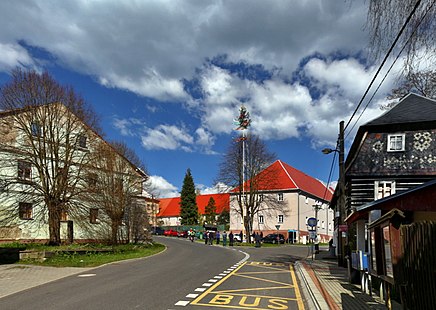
[157,193,230,217]
[235,160,332,201]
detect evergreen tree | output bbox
[217,209,230,225]
[179,168,198,225]
[204,197,217,225]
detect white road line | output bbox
[219,273,226,276]
[202,283,213,287]
[186,294,198,298]
[174,301,189,306]
[209,279,218,283]
[214,276,222,279]
[195,288,206,292]
[77,274,96,277]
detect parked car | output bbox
[233,234,243,243]
[262,233,285,244]
[151,226,165,235]
[164,229,179,237]
[178,231,188,238]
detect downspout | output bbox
[297,193,300,242]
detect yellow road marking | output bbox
[210,291,298,300]
[289,264,305,310]
[234,273,294,286]
[191,262,247,305]
[191,261,305,310]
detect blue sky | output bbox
[0,1,404,197]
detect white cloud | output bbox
[197,182,231,195]
[141,124,194,151]
[0,43,37,71]
[148,175,179,198]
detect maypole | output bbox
[234,105,251,242]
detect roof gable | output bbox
[235,160,332,201]
[364,93,436,127]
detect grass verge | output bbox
[6,243,165,267]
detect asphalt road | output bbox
[0,237,244,310]
[0,237,314,310]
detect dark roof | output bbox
[364,93,436,127]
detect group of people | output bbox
[203,230,244,246]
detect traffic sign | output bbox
[307,217,317,227]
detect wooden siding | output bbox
[346,177,434,212]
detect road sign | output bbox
[339,224,348,232]
[309,230,317,240]
[307,217,317,227]
[275,225,281,230]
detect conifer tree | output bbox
[179,168,198,225]
[204,197,217,225]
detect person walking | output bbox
[222,231,227,246]
[255,232,261,248]
[204,230,208,245]
[208,231,214,245]
[229,231,234,246]
[216,231,220,245]
[239,231,243,244]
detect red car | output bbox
[178,231,188,238]
[164,229,178,237]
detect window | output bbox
[87,173,98,191]
[321,221,325,229]
[387,134,405,151]
[19,202,32,220]
[382,225,393,278]
[18,161,31,181]
[258,215,264,224]
[375,181,396,200]
[278,215,284,223]
[78,135,87,148]
[277,193,284,201]
[60,209,68,221]
[31,122,42,137]
[90,208,99,224]
[258,194,264,202]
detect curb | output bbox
[295,261,330,310]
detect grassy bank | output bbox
[2,242,165,267]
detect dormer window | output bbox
[387,134,405,151]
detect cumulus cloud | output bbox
[0,0,395,149]
[147,175,179,198]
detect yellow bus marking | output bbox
[289,264,305,310]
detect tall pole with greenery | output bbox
[179,168,198,225]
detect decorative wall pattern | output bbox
[349,129,436,176]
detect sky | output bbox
[0,1,405,198]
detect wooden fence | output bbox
[398,221,436,309]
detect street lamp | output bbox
[322,120,346,267]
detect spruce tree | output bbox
[204,197,217,225]
[180,168,198,225]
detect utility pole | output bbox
[338,120,346,267]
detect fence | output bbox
[398,221,436,308]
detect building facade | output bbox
[0,103,150,243]
[229,160,334,243]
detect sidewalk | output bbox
[296,250,396,310]
[0,264,90,299]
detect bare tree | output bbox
[86,140,147,245]
[366,0,435,72]
[388,70,436,100]
[0,68,101,245]
[217,134,285,241]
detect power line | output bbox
[345,0,435,139]
[344,0,423,133]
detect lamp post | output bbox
[322,120,345,267]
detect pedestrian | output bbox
[255,232,261,248]
[229,231,234,246]
[216,231,220,245]
[260,231,263,239]
[251,232,256,243]
[239,231,243,243]
[204,230,208,245]
[208,231,213,245]
[222,231,227,246]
